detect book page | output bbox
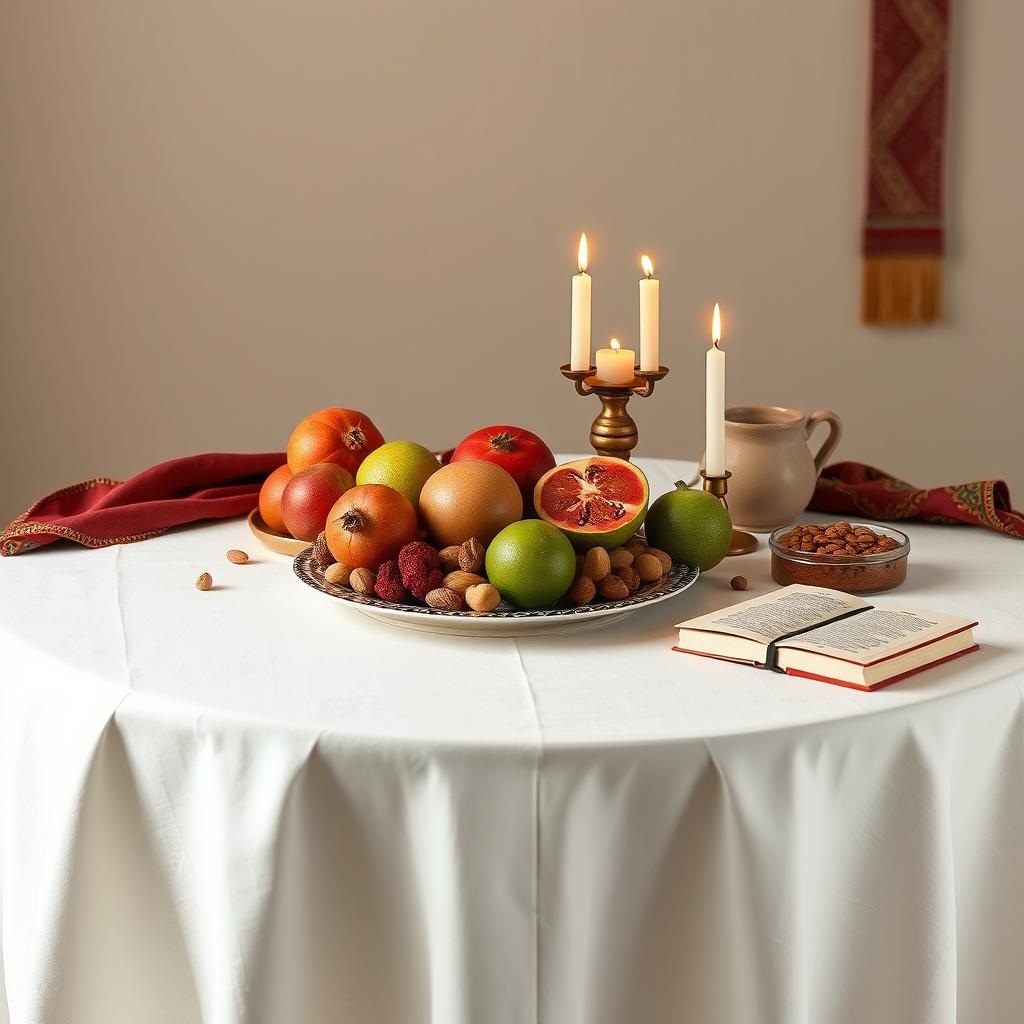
[778,606,975,663]
[676,585,867,644]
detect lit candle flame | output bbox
[641,254,654,279]
[610,338,620,351]
[578,233,589,274]
[712,302,722,347]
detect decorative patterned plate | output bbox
[248,509,312,556]
[293,547,700,637]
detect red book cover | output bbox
[782,643,980,691]
[672,636,980,691]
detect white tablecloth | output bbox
[2,457,1023,1024]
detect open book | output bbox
[674,585,978,691]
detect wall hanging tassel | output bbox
[862,0,950,325]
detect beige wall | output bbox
[2,1,1022,523]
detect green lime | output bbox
[644,481,732,571]
[355,441,439,508]
[485,520,577,609]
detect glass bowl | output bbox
[769,523,910,594]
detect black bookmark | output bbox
[763,605,874,673]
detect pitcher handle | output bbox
[806,409,842,474]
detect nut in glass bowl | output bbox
[769,522,910,594]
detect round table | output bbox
[2,458,1023,1024]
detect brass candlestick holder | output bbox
[700,470,758,556]
[560,363,669,462]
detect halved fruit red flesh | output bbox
[534,457,649,549]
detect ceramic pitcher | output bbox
[724,406,842,531]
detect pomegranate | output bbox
[325,484,418,571]
[287,408,384,476]
[450,425,555,514]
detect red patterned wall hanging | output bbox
[862,0,950,324]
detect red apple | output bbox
[450,425,555,515]
[281,463,356,542]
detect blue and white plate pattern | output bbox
[293,547,700,637]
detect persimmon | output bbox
[287,408,384,475]
[258,463,293,535]
[325,484,417,571]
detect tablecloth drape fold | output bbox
[6,678,1024,1022]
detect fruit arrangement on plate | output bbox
[257,407,731,620]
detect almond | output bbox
[598,575,629,601]
[569,575,597,605]
[465,583,501,612]
[634,553,663,582]
[642,547,673,574]
[458,537,485,573]
[438,546,463,573]
[443,570,487,596]
[349,567,375,593]
[324,563,352,587]
[608,548,634,571]
[616,566,641,594]
[226,549,249,564]
[425,587,464,611]
[195,572,213,591]
[581,546,611,581]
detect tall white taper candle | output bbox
[570,233,592,370]
[639,254,659,372]
[705,302,726,477]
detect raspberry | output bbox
[374,560,407,603]
[398,541,443,600]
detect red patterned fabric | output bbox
[863,0,949,259]
[809,462,1024,540]
[1,452,285,556]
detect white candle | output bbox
[595,338,635,385]
[705,303,726,476]
[570,233,592,370]
[639,254,659,372]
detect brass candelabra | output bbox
[700,470,758,556]
[560,363,669,462]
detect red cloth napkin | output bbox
[1,452,285,556]
[809,462,1024,539]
